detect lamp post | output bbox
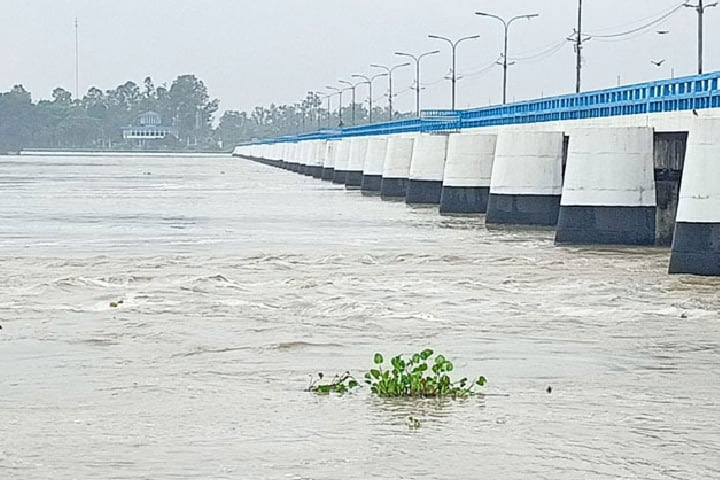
[428,35,481,110]
[370,62,411,121]
[321,92,334,129]
[339,80,362,125]
[395,49,441,116]
[326,85,346,127]
[685,1,718,75]
[351,73,387,124]
[475,12,539,104]
[314,91,327,129]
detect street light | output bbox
[339,79,362,125]
[320,92,334,129]
[351,73,387,124]
[476,12,539,104]
[326,85,350,127]
[370,62,411,121]
[395,49,441,116]
[428,34,481,110]
[314,91,327,129]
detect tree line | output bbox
[0,76,411,153]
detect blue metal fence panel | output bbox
[242,70,720,145]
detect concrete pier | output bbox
[406,134,448,205]
[556,128,656,245]
[304,140,325,178]
[361,137,388,194]
[297,141,311,175]
[332,139,351,184]
[381,136,415,200]
[286,143,300,172]
[346,138,369,189]
[486,131,565,225]
[669,120,720,275]
[440,133,496,215]
[321,140,339,181]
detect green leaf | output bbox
[348,380,358,388]
[476,376,487,386]
[443,361,453,372]
[374,353,384,365]
[371,369,381,379]
[434,354,446,365]
[412,354,420,364]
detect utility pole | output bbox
[74,17,79,100]
[686,0,718,75]
[576,0,583,92]
[428,35,481,110]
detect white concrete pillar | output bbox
[346,138,369,188]
[670,120,720,275]
[381,135,416,199]
[361,137,389,194]
[407,134,449,205]
[333,139,352,184]
[273,143,284,167]
[298,141,312,175]
[305,140,326,178]
[440,133,497,214]
[486,131,565,226]
[556,127,656,245]
[279,143,290,169]
[322,140,340,181]
[286,143,300,172]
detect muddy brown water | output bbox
[1,154,719,479]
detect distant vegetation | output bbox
[0,77,412,154]
[0,75,219,153]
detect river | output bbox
[1,154,719,479]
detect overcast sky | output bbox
[2,0,713,115]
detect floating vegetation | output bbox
[308,349,487,398]
[408,416,421,429]
[307,371,359,394]
[365,350,487,398]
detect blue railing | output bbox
[244,70,720,145]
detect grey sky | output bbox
[1,1,711,115]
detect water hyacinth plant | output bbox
[307,371,359,394]
[364,349,487,398]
